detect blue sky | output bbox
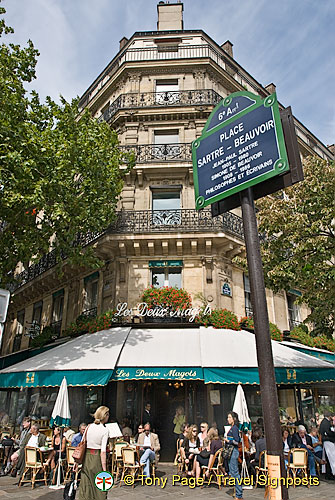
[3,0,334,146]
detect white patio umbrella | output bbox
[49,376,71,490]
[232,384,252,488]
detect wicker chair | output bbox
[201,448,225,489]
[19,447,48,489]
[119,447,143,488]
[254,450,268,488]
[287,448,309,487]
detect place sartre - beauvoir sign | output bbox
[192,91,289,209]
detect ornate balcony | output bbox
[119,143,192,163]
[10,209,244,292]
[98,89,221,123]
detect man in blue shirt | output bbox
[71,423,87,447]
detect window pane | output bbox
[152,269,165,288]
[168,269,182,288]
[52,295,64,322]
[152,191,180,211]
[154,130,179,144]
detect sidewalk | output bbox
[0,464,333,499]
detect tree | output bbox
[256,156,335,336]
[0,7,134,285]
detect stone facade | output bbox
[1,2,332,356]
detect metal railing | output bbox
[81,307,98,318]
[98,89,222,123]
[245,306,253,318]
[9,209,244,292]
[108,208,244,236]
[50,320,62,338]
[79,43,258,110]
[119,143,192,163]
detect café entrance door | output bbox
[152,381,186,461]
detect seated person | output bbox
[17,423,46,476]
[10,417,31,477]
[282,428,293,463]
[137,423,160,477]
[46,427,66,482]
[63,426,75,444]
[198,422,208,446]
[71,423,87,447]
[180,425,200,474]
[121,418,133,442]
[195,427,223,479]
[134,423,144,443]
[249,428,266,476]
[292,425,316,476]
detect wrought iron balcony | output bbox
[10,209,244,292]
[108,208,244,237]
[289,318,301,331]
[98,89,221,123]
[119,143,192,163]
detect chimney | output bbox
[221,40,233,58]
[157,2,184,31]
[119,37,128,50]
[265,83,276,94]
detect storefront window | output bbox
[152,267,182,288]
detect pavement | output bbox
[0,464,333,499]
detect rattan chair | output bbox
[287,448,309,487]
[112,440,128,481]
[64,446,81,483]
[201,448,224,489]
[254,450,268,488]
[19,447,48,489]
[119,447,143,488]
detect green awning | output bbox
[111,367,203,381]
[204,367,335,385]
[0,369,113,388]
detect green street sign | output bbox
[192,91,289,209]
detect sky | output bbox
[2,0,334,146]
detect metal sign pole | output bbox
[240,187,288,500]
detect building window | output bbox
[243,274,253,317]
[83,272,99,316]
[152,129,180,160]
[152,266,182,288]
[152,190,181,225]
[155,79,179,105]
[13,309,25,352]
[51,289,64,337]
[287,294,301,330]
[28,301,43,345]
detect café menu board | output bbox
[192,91,289,210]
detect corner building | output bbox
[1,3,334,461]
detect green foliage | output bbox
[197,308,240,330]
[141,286,192,311]
[238,316,283,341]
[256,156,335,337]
[0,9,135,283]
[290,326,335,352]
[30,325,58,348]
[64,310,120,338]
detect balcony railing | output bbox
[79,43,260,110]
[9,209,244,292]
[119,143,192,163]
[98,89,221,123]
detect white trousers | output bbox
[324,441,335,475]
